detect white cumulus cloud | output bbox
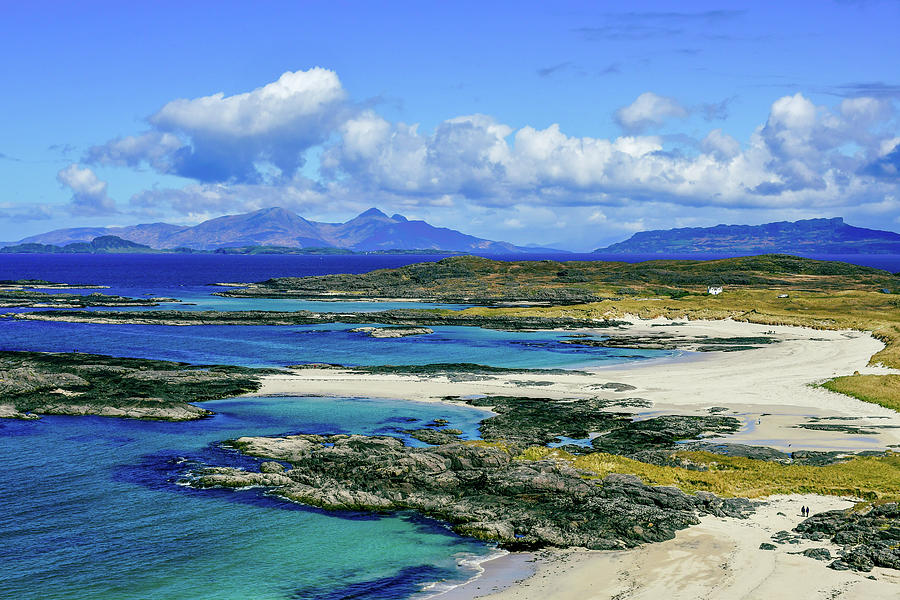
[88,67,350,183]
[57,164,117,216]
[614,92,689,132]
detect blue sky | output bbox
[1,0,898,249]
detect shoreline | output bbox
[245,317,900,598]
[454,494,900,600]
[250,317,900,452]
[424,551,536,600]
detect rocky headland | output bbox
[183,390,900,557]
[188,433,755,550]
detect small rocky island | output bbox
[0,351,268,420]
[349,326,434,338]
[0,281,179,308]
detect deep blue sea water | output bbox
[1,252,895,600]
[1,252,896,296]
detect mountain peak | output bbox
[14,206,538,253]
[250,206,296,218]
[356,207,390,219]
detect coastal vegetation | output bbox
[218,254,898,303]
[523,447,900,502]
[822,374,900,412]
[218,253,897,410]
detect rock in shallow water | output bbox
[348,326,434,338]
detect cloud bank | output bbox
[75,68,899,243]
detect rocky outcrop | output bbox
[187,434,754,550]
[562,333,776,353]
[7,308,629,330]
[794,503,900,572]
[0,289,179,308]
[349,326,434,338]
[0,350,268,421]
[445,395,741,456]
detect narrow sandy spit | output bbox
[246,318,900,598]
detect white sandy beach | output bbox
[456,494,900,600]
[250,318,900,599]
[256,318,900,451]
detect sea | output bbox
[1,251,898,600]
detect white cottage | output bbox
[707,286,723,295]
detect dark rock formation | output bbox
[562,334,776,352]
[440,395,740,456]
[801,547,832,561]
[187,434,754,550]
[0,350,269,421]
[0,289,178,308]
[404,428,464,445]
[796,503,900,571]
[8,308,629,331]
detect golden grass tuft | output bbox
[516,448,900,501]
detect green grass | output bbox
[823,374,900,412]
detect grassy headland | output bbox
[218,253,898,303]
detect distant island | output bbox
[595,217,900,255]
[9,206,564,254]
[0,235,468,256]
[2,235,170,254]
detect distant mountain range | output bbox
[595,218,900,255]
[10,207,559,254]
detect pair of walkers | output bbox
[800,505,811,517]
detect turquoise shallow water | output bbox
[0,396,494,600]
[113,293,473,313]
[0,320,669,369]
